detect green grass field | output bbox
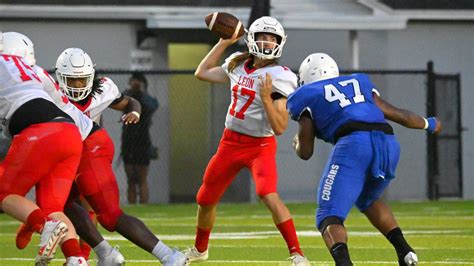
[1,201,473,265]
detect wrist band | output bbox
[426,117,437,133]
[423,118,429,130]
[131,111,141,119]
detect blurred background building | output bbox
[1,0,472,203]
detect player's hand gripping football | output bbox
[121,111,140,125]
[217,34,242,47]
[259,72,273,103]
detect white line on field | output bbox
[0,229,470,241]
[0,258,473,264]
[98,229,471,241]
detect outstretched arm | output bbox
[294,112,316,160]
[373,94,442,133]
[195,37,240,83]
[110,95,142,125]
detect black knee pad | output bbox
[319,216,344,234]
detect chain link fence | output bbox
[17,65,459,204]
[96,67,456,204]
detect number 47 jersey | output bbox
[287,73,387,144]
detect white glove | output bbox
[292,134,300,152]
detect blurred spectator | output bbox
[121,72,158,204]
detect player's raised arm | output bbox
[194,37,239,84]
[110,95,141,125]
[373,94,442,134]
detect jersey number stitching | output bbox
[229,85,256,120]
[2,55,40,82]
[324,78,365,107]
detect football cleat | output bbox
[404,251,418,265]
[64,256,89,265]
[162,249,188,266]
[183,246,208,262]
[34,220,68,265]
[97,246,125,266]
[289,253,311,266]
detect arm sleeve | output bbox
[111,93,124,105]
[221,52,243,76]
[272,70,297,97]
[356,73,381,96]
[287,89,313,121]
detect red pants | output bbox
[197,129,278,205]
[0,122,82,214]
[72,128,122,231]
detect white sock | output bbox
[93,240,113,258]
[152,241,173,261]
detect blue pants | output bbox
[316,131,400,229]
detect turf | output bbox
[0,201,473,265]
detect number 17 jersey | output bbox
[221,52,297,137]
[287,73,387,144]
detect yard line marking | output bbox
[98,229,472,241]
[0,258,473,264]
[0,229,469,240]
[137,214,474,221]
[203,244,474,251]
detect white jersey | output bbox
[71,77,122,124]
[33,65,93,140]
[0,54,53,137]
[221,52,297,137]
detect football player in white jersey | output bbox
[0,32,87,265]
[183,16,310,266]
[4,32,125,265]
[10,39,184,265]
[52,48,186,265]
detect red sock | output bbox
[61,239,83,258]
[80,240,92,260]
[195,227,211,252]
[276,219,303,256]
[25,209,46,233]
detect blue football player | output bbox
[287,53,442,266]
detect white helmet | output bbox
[246,16,287,60]
[55,48,95,101]
[298,53,339,86]
[0,32,36,66]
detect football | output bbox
[205,12,245,40]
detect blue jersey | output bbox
[287,73,387,143]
